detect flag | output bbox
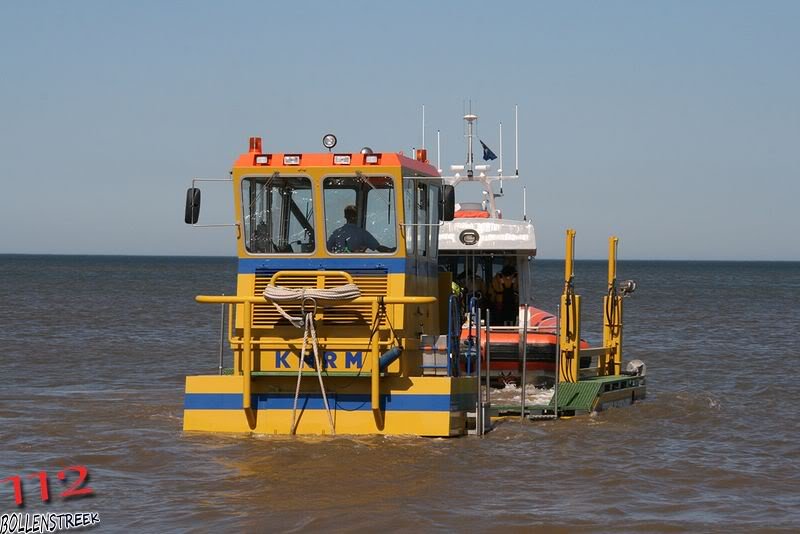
[480,140,497,161]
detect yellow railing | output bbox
[601,237,623,376]
[559,229,581,382]
[558,231,624,383]
[195,293,436,410]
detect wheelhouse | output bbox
[227,145,448,265]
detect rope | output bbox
[290,307,336,435]
[562,279,576,382]
[371,298,400,349]
[603,279,624,375]
[605,283,619,332]
[264,283,361,328]
[263,283,361,436]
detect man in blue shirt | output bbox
[327,205,393,253]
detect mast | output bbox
[437,129,441,173]
[422,104,425,149]
[465,113,477,177]
[515,104,519,176]
[499,121,504,195]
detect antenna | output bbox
[464,113,478,177]
[523,185,527,221]
[499,121,504,194]
[515,104,519,176]
[437,129,441,173]
[422,104,425,149]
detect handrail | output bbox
[197,292,437,412]
[601,236,623,376]
[558,231,625,382]
[197,295,436,305]
[559,229,581,383]
[521,304,529,417]
[446,294,461,376]
[269,270,354,286]
[579,347,613,358]
[465,296,479,375]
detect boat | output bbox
[438,113,590,386]
[180,113,646,436]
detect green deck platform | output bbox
[493,374,646,418]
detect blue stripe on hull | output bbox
[185,392,453,412]
[238,258,407,274]
[184,393,244,410]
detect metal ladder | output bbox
[465,300,491,435]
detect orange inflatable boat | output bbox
[460,305,590,384]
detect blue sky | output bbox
[1,1,797,260]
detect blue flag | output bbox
[480,140,497,161]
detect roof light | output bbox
[283,155,300,165]
[365,154,379,164]
[322,134,337,150]
[333,154,351,165]
[254,154,269,165]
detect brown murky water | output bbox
[1,256,799,531]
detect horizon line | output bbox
[1,252,798,263]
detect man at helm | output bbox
[327,205,393,253]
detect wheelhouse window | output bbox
[403,178,441,257]
[241,175,315,254]
[324,175,397,254]
[404,179,416,255]
[416,182,429,257]
[427,185,440,257]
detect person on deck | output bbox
[327,205,393,253]
[456,271,488,319]
[490,265,519,325]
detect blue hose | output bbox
[378,347,403,371]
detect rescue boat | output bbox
[460,308,591,384]
[180,110,645,436]
[438,113,591,385]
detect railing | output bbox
[196,291,436,410]
[446,294,461,377]
[558,231,624,383]
[251,270,390,328]
[462,298,498,436]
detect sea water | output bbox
[1,256,798,531]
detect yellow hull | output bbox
[184,375,477,436]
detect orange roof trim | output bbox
[234,146,439,176]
